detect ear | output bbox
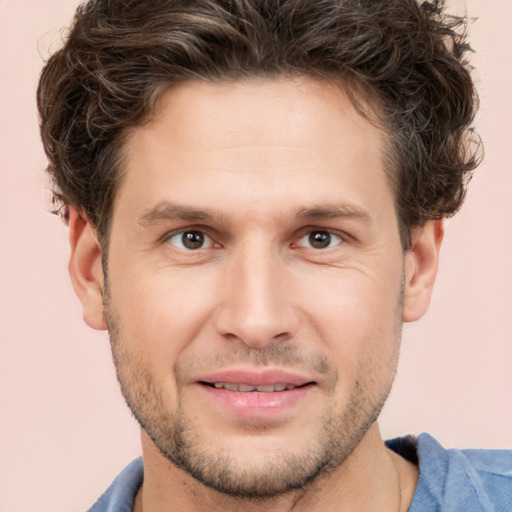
[402,220,444,323]
[68,207,107,330]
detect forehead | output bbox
[137,77,385,161]
[117,77,393,226]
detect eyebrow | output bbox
[138,201,371,226]
[138,202,225,226]
[296,204,371,224]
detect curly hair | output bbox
[37,0,480,250]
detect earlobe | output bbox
[402,220,444,323]
[68,207,107,330]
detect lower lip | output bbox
[198,384,314,418]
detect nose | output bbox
[214,241,298,349]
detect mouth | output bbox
[200,382,310,392]
[195,370,316,417]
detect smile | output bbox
[204,382,302,392]
[196,371,316,418]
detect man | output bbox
[37,0,511,511]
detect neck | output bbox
[133,424,418,512]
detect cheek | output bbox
[294,266,403,373]
[108,265,219,371]
[297,276,402,417]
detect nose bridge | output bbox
[215,236,295,348]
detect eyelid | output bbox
[158,225,350,251]
[161,227,218,250]
[293,228,347,249]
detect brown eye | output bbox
[309,231,331,248]
[297,230,342,250]
[168,230,211,250]
[182,231,204,249]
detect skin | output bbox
[69,77,442,512]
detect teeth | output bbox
[211,383,297,392]
[256,385,275,392]
[238,384,256,392]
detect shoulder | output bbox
[449,442,512,509]
[87,457,143,512]
[387,433,512,512]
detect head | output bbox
[38,0,480,500]
[38,0,479,252]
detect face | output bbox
[104,78,407,497]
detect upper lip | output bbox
[196,369,314,387]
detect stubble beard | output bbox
[103,283,402,500]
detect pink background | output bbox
[1,1,511,510]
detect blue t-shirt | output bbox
[88,433,512,511]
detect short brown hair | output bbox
[37,0,480,249]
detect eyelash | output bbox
[295,229,343,250]
[163,229,218,251]
[162,227,346,252]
